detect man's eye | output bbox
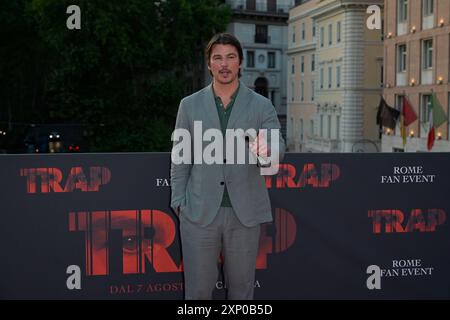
[122,229,156,253]
[123,235,137,251]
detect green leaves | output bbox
[2,0,230,152]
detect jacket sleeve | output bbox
[170,99,192,211]
[257,99,286,171]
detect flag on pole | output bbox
[427,93,447,151]
[400,96,417,146]
[376,97,400,136]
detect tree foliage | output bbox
[0,0,51,150]
[1,0,230,151]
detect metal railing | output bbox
[305,137,341,153]
[226,0,292,14]
[255,34,271,44]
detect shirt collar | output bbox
[213,82,240,102]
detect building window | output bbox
[300,119,304,142]
[267,0,276,12]
[396,95,404,110]
[320,115,324,137]
[397,44,407,72]
[311,54,315,72]
[421,94,432,123]
[292,26,296,43]
[395,95,405,134]
[396,95,403,109]
[291,58,295,74]
[255,25,268,43]
[289,117,295,137]
[312,22,316,39]
[310,119,314,137]
[328,67,332,88]
[423,0,434,16]
[328,24,333,45]
[320,68,324,88]
[336,66,341,88]
[301,56,305,73]
[320,27,324,47]
[337,21,341,43]
[311,80,315,101]
[246,0,256,11]
[247,51,255,68]
[423,39,433,69]
[291,82,294,102]
[327,115,332,139]
[301,81,304,101]
[336,115,340,140]
[422,0,434,29]
[302,23,305,41]
[397,0,408,22]
[268,52,275,68]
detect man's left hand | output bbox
[250,130,269,158]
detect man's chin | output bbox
[217,77,237,85]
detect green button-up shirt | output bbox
[213,83,240,207]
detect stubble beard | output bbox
[216,72,238,85]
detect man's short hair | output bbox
[205,33,243,78]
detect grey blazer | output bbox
[170,81,285,227]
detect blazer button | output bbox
[223,158,227,163]
[220,182,225,185]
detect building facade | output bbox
[225,0,294,138]
[383,0,450,152]
[286,0,317,151]
[288,0,384,152]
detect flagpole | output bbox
[428,91,434,151]
[400,90,405,147]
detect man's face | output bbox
[208,44,241,85]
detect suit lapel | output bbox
[202,84,221,129]
[227,81,252,130]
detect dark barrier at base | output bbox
[0,153,449,299]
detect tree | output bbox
[3,0,230,152]
[0,0,51,152]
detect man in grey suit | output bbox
[170,33,285,300]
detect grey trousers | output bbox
[179,207,260,300]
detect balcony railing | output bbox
[305,137,341,153]
[226,0,292,14]
[255,34,270,44]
